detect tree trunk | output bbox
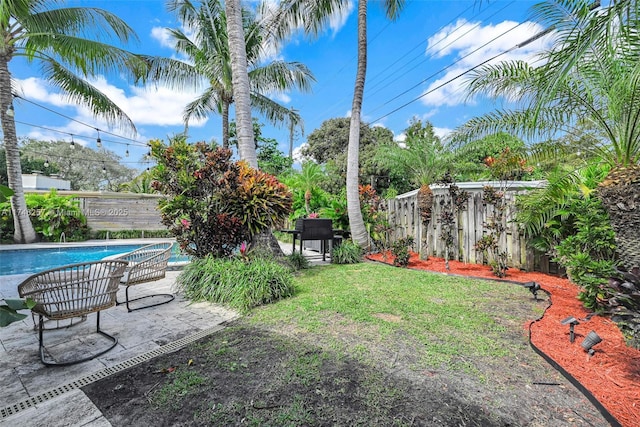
[222,100,230,149]
[346,0,369,250]
[251,228,285,257]
[597,165,640,269]
[225,0,257,168]
[0,55,38,243]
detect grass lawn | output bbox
[83,261,605,426]
[248,262,538,374]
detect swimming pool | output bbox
[0,243,189,276]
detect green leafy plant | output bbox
[319,196,349,231]
[475,186,508,277]
[391,237,414,267]
[286,251,310,270]
[0,190,88,242]
[331,240,363,264]
[554,197,618,311]
[176,254,295,311]
[0,298,36,327]
[150,136,292,258]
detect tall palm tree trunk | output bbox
[0,55,37,243]
[225,0,256,168]
[222,100,230,148]
[597,165,640,269]
[346,0,369,250]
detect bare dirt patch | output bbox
[372,312,403,323]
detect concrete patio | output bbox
[0,270,239,426]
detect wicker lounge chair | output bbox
[114,242,175,312]
[17,260,128,366]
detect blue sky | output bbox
[8,0,553,171]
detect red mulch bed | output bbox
[366,252,640,427]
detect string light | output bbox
[96,129,102,148]
[15,120,146,149]
[70,136,75,149]
[102,163,107,174]
[44,158,49,168]
[5,104,14,117]
[13,94,142,146]
[125,144,129,157]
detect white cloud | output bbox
[292,142,310,167]
[150,26,175,49]
[269,92,292,104]
[420,20,552,108]
[328,1,354,36]
[433,127,452,139]
[15,76,207,143]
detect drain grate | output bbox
[0,320,235,420]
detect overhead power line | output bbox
[369,24,554,123]
[366,20,526,116]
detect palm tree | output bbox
[288,161,325,215]
[346,0,405,250]
[0,1,146,243]
[150,0,313,151]
[449,0,640,267]
[263,0,405,249]
[226,0,256,167]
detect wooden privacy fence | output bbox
[26,190,164,231]
[384,181,546,270]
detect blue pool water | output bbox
[0,244,189,276]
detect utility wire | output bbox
[370,25,555,123]
[366,20,526,116]
[309,1,489,123]
[366,1,508,96]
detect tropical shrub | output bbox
[554,197,618,311]
[438,173,470,270]
[92,229,173,239]
[319,194,349,231]
[285,251,310,270]
[475,185,508,277]
[331,240,363,264]
[176,254,294,312]
[0,190,88,242]
[391,236,414,267]
[150,136,292,258]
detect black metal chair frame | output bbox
[113,242,175,312]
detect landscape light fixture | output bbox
[561,316,580,343]
[581,331,603,356]
[523,281,541,300]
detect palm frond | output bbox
[40,60,136,132]
[248,60,315,93]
